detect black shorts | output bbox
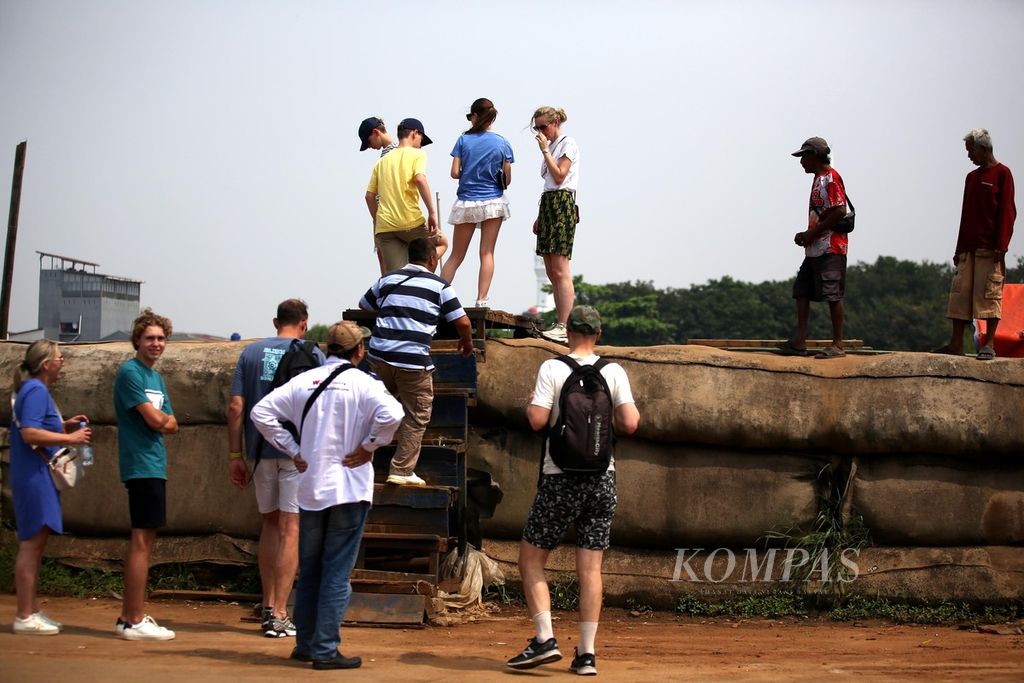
[125,478,167,529]
[522,470,617,550]
[793,253,846,302]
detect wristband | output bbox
[228,451,243,461]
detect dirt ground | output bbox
[2,595,1022,682]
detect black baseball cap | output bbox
[398,118,433,146]
[358,117,383,151]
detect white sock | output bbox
[532,611,554,642]
[579,621,598,655]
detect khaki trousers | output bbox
[370,360,433,475]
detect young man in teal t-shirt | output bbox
[113,309,179,641]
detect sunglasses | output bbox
[533,122,552,132]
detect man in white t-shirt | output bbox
[507,306,640,677]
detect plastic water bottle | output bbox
[79,421,95,467]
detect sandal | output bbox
[814,346,846,359]
[976,346,995,361]
[775,340,807,356]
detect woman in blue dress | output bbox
[441,97,514,308]
[10,340,91,635]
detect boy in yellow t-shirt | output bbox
[365,118,447,272]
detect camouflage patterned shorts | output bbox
[535,189,578,259]
[522,470,616,550]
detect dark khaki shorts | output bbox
[793,254,847,302]
[375,225,436,272]
[947,249,1004,321]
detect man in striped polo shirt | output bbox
[359,237,474,485]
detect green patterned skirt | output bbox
[536,189,578,258]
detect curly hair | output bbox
[131,308,173,350]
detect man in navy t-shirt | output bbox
[228,298,324,637]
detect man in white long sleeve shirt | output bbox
[251,321,403,670]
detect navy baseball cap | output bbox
[358,117,383,151]
[398,118,433,146]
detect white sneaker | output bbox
[540,323,568,344]
[386,473,426,486]
[475,299,489,308]
[115,615,176,641]
[13,612,60,635]
[37,611,63,632]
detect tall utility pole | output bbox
[1,141,27,339]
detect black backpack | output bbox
[271,339,323,441]
[272,339,322,391]
[251,339,323,472]
[545,356,615,474]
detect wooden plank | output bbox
[365,507,449,536]
[344,592,427,626]
[350,568,436,584]
[688,338,865,349]
[371,484,453,508]
[373,446,461,487]
[431,353,478,385]
[342,307,537,337]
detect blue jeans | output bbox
[294,502,370,660]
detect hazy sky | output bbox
[1,0,1021,337]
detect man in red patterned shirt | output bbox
[778,137,852,359]
[937,129,1016,360]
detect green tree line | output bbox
[559,255,1024,351]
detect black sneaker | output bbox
[506,637,562,669]
[311,652,362,670]
[289,648,313,663]
[570,648,597,675]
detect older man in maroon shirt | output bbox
[938,128,1016,360]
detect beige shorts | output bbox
[947,249,1004,321]
[252,457,300,515]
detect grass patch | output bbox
[0,539,261,598]
[550,574,580,611]
[37,560,123,598]
[674,590,1023,625]
[676,591,808,619]
[485,583,525,607]
[830,596,1024,625]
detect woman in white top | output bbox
[532,106,580,342]
[441,98,514,307]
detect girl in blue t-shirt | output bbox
[441,97,515,308]
[9,340,92,635]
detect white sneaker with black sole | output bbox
[115,615,175,641]
[507,636,562,669]
[569,648,597,675]
[264,615,296,638]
